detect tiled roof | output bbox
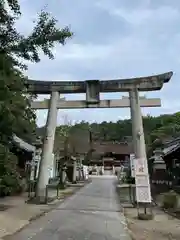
[12,135,35,152]
[92,141,133,154]
[163,143,180,156]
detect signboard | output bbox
[130,154,135,177]
[134,158,151,203]
[48,153,55,179]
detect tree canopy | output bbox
[0,0,73,144]
[53,112,180,147]
[0,0,73,196]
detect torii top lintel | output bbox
[25,71,173,94]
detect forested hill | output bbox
[37,112,180,145]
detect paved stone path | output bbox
[8,176,131,240]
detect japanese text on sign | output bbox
[134,158,147,175]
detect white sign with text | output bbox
[130,153,135,178]
[134,158,151,203]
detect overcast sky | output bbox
[18,0,179,126]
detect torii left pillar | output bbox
[36,91,59,202]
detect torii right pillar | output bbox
[129,88,147,163]
[128,71,173,216]
[129,71,173,163]
[129,87,151,205]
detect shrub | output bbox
[0,144,22,196]
[162,191,178,209]
[126,176,135,184]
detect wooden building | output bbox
[87,141,133,169]
[150,137,180,195]
[10,135,35,178]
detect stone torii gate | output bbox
[26,71,173,201]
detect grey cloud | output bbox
[19,0,132,44]
[96,0,147,11]
[53,1,132,44]
[149,0,180,10]
[97,0,180,11]
[71,6,131,44]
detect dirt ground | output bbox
[124,206,180,240]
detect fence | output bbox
[150,178,180,201]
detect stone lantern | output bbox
[151,142,169,190]
[151,138,166,171]
[153,148,166,171]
